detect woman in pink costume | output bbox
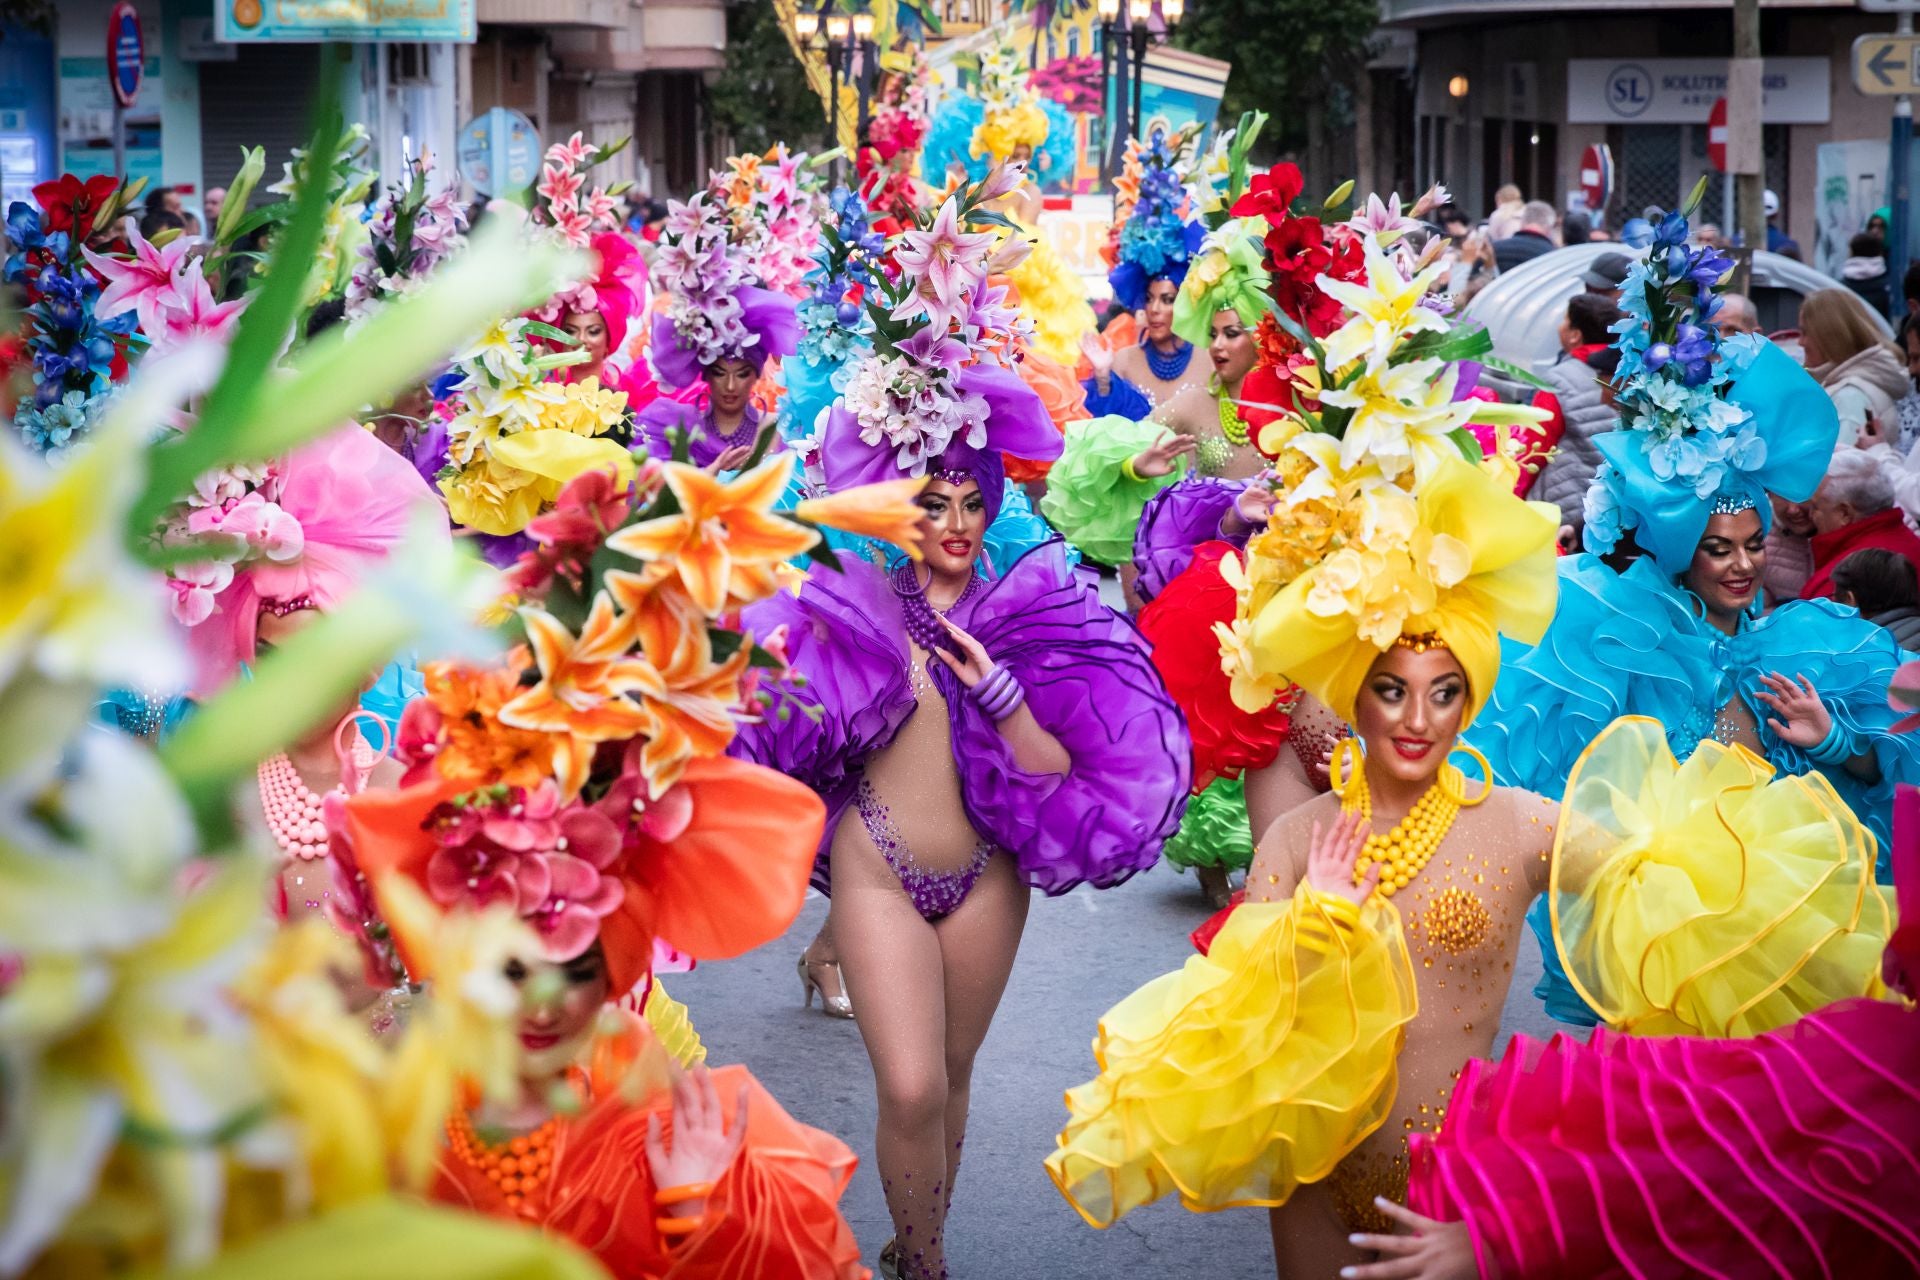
[554,231,662,406]
[165,424,447,923]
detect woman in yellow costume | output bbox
[1046,226,1896,1275]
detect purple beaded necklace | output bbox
[706,404,759,450]
[891,561,981,653]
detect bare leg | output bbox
[1269,1182,1365,1279]
[831,840,954,1279]
[932,853,1030,1209]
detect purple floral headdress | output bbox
[818,163,1059,522]
[648,186,799,389]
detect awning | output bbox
[478,0,627,30]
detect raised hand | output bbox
[1304,808,1381,907]
[1130,432,1198,479]
[1230,477,1278,529]
[1754,671,1832,749]
[708,444,754,475]
[645,1065,750,1197]
[1080,330,1114,382]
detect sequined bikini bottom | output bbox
[854,778,994,922]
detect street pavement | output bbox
[672,859,1575,1280]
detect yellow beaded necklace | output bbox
[1215,381,1251,448]
[1329,737,1490,898]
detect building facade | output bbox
[1384,0,1902,266]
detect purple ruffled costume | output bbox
[1131,476,1248,606]
[732,540,1193,896]
[633,400,781,471]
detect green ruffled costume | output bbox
[1163,775,1255,872]
[1038,414,1180,566]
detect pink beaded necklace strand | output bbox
[257,715,385,862]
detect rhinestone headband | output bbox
[1393,632,1449,653]
[931,468,976,488]
[262,595,317,617]
[1709,491,1758,515]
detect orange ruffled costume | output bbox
[340,755,869,1280]
[1006,347,1089,483]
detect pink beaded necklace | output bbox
[257,717,384,863]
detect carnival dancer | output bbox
[638,185,800,472]
[1046,219,1893,1279]
[735,172,1190,1280]
[335,750,867,1279]
[1080,128,1210,419]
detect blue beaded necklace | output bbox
[1142,336,1193,382]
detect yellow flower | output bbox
[439,455,546,536]
[605,455,819,616]
[546,376,629,437]
[792,476,927,561]
[1317,357,1470,483]
[1315,233,1450,374]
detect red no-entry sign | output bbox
[1707,97,1729,172]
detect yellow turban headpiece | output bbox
[1241,457,1559,727]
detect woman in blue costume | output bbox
[1078,128,1210,421]
[1467,209,1920,1021]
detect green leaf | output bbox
[1484,354,1552,390]
[1323,178,1355,210]
[804,537,843,573]
[523,320,579,345]
[966,208,1019,233]
[1447,426,1485,463]
[594,135,632,163]
[1679,172,1710,220]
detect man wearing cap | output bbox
[1581,251,1631,302]
[1765,189,1802,260]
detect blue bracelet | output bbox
[1806,719,1856,766]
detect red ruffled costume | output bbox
[1136,541,1292,791]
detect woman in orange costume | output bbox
[335,750,870,1280]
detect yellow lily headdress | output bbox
[1226,456,1558,727]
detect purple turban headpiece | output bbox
[819,360,1060,526]
[648,285,800,391]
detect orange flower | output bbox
[627,593,755,796]
[497,593,657,795]
[604,455,818,615]
[793,476,929,561]
[418,651,559,790]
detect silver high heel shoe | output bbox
[797,954,854,1019]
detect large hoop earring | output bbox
[334,708,393,797]
[1328,736,1364,799]
[1446,742,1495,807]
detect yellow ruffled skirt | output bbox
[1550,716,1894,1037]
[1047,883,1416,1228]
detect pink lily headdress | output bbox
[818,163,1058,524]
[162,425,447,689]
[647,186,799,391]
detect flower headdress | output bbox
[345,155,469,324]
[1170,217,1273,346]
[530,131,626,249]
[718,144,823,299]
[1209,180,1559,723]
[1581,202,1838,575]
[1107,127,1207,313]
[781,186,892,461]
[647,187,800,391]
[332,453,926,995]
[159,425,447,688]
[924,43,1076,186]
[432,314,635,538]
[6,176,144,453]
[860,46,933,232]
[817,165,1060,524]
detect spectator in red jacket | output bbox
[1801,448,1920,600]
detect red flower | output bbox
[505,466,638,595]
[1230,163,1305,225]
[33,174,121,241]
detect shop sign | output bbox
[1567,58,1829,125]
[214,0,477,43]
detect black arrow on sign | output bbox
[1869,41,1904,88]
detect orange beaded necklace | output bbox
[446,1077,580,1215]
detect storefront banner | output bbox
[1568,58,1829,125]
[214,0,476,43]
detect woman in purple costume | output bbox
[734,378,1192,1279]
[634,186,800,472]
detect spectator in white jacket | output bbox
[1802,288,1908,445]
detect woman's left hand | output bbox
[1754,671,1832,748]
[934,615,997,688]
[1338,1197,1479,1280]
[645,1065,749,1194]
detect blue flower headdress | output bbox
[1107,127,1206,312]
[1582,200,1838,575]
[780,186,889,455]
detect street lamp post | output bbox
[1099,0,1125,179]
[793,1,878,183]
[1127,0,1151,141]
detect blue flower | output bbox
[1650,210,1689,252]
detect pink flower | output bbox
[890,199,994,334]
[545,132,592,170]
[553,207,593,247]
[84,225,192,335]
[585,186,618,227]
[979,161,1027,202]
[522,806,624,959]
[156,259,249,351]
[166,561,235,626]
[186,491,305,563]
[537,162,584,212]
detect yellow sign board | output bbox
[1853,34,1920,95]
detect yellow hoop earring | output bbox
[1445,742,1496,807]
[1328,736,1364,800]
